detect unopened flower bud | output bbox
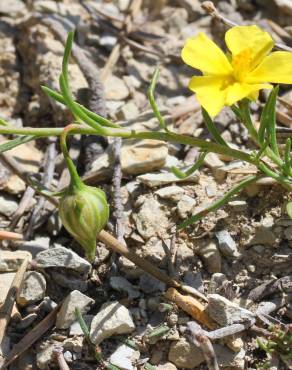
[59,184,109,262]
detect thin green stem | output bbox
[42,86,121,129]
[148,66,169,132]
[238,100,259,143]
[0,126,255,164]
[60,74,109,135]
[60,124,84,191]
[257,161,292,190]
[238,99,283,168]
[284,138,292,176]
[202,108,228,147]
[171,151,207,179]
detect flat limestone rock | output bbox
[207,294,255,326]
[56,290,94,329]
[137,171,199,188]
[121,139,168,175]
[110,344,140,370]
[90,301,135,344]
[134,196,169,240]
[0,273,15,305]
[0,250,32,272]
[16,271,46,306]
[35,245,91,275]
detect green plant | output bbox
[256,325,292,368]
[0,30,291,233]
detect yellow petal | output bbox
[189,75,227,117]
[182,33,232,76]
[225,82,272,106]
[225,25,274,69]
[246,51,292,84]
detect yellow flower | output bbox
[182,25,292,117]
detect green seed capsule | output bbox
[59,184,109,262]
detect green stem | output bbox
[257,161,292,190]
[238,100,283,168]
[60,124,84,191]
[0,127,255,164]
[148,67,169,132]
[41,86,121,129]
[171,151,207,179]
[2,125,291,191]
[239,100,259,142]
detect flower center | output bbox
[231,48,253,82]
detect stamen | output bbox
[232,49,252,82]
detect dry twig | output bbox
[0,257,30,346]
[187,321,219,370]
[0,231,23,241]
[0,304,60,369]
[26,137,57,237]
[9,186,35,231]
[164,288,215,329]
[201,1,292,52]
[53,347,71,370]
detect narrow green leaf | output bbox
[144,363,156,370]
[202,108,228,147]
[238,99,258,142]
[0,117,10,126]
[59,73,108,134]
[259,86,279,155]
[0,135,36,154]
[41,86,120,128]
[231,104,243,121]
[62,31,75,87]
[284,137,291,173]
[148,66,168,131]
[171,151,207,179]
[287,201,292,219]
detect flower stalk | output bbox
[0,27,291,231]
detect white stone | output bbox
[0,250,32,272]
[116,101,139,120]
[275,0,292,15]
[168,338,204,368]
[16,271,46,306]
[56,290,94,329]
[90,301,135,344]
[169,338,245,369]
[197,241,221,273]
[35,245,91,275]
[36,341,62,369]
[0,0,26,16]
[121,139,168,175]
[110,344,139,370]
[177,195,196,218]
[157,362,178,370]
[155,186,184,201]
[137,171,199,188]
[19,237,50,257]
[0,195,18,217]
[69,315,94,336]
[207,294,255,326]
[105,75,129,100]
[0,273,15,305]
[135,196,169,239]
[215,230,240,258]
